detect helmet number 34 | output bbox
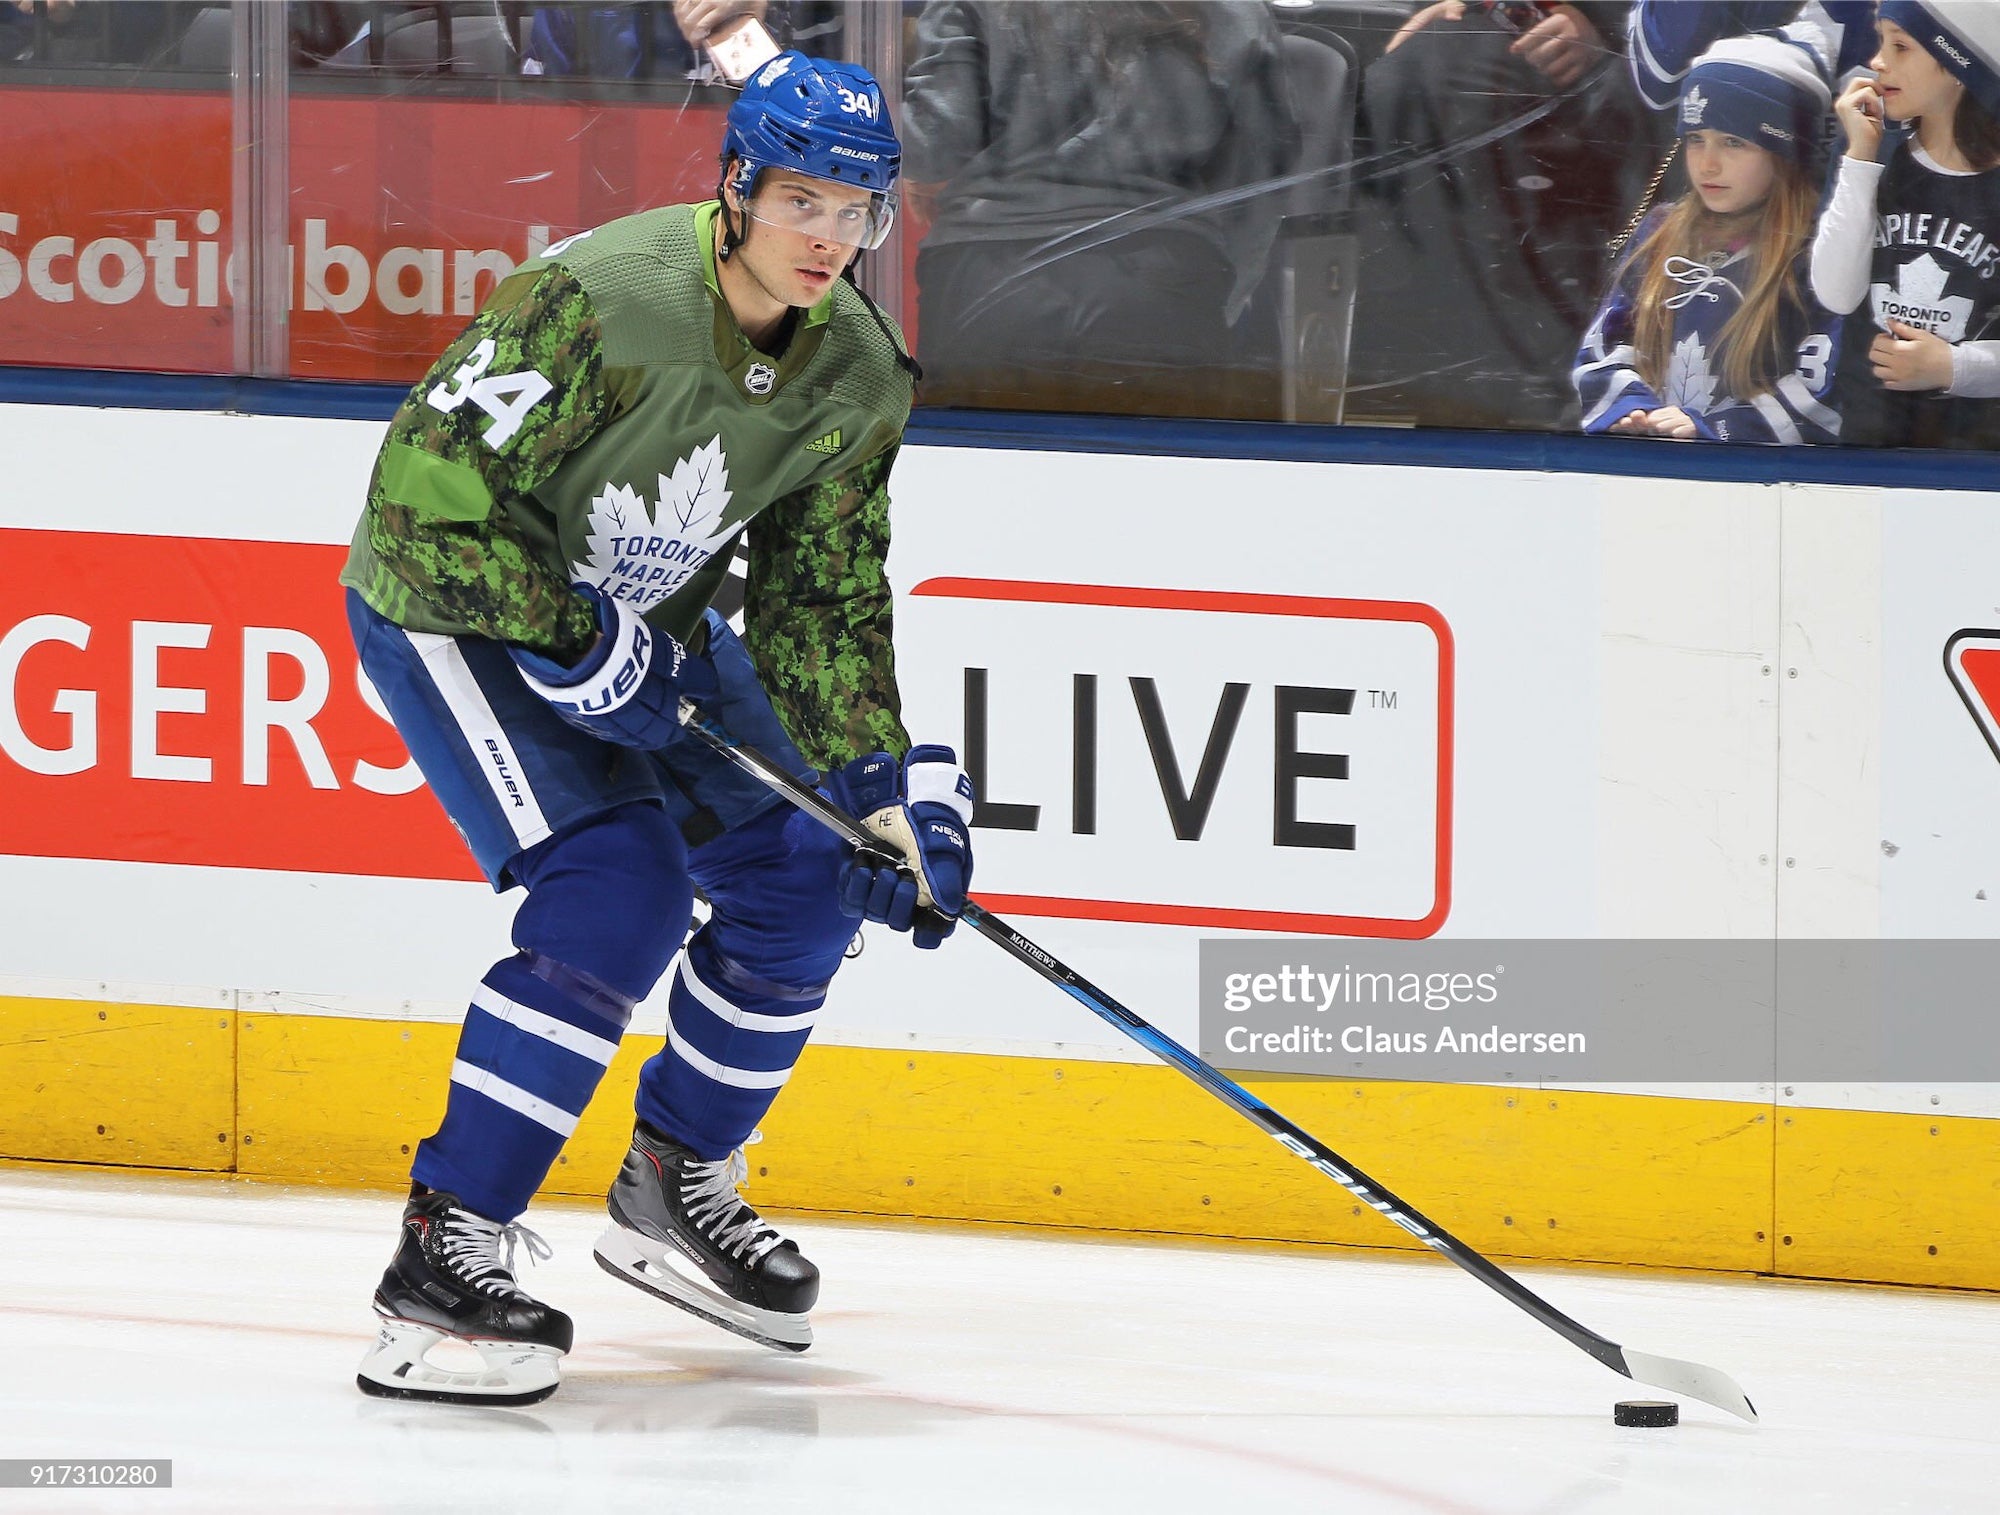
[834,84,876,119]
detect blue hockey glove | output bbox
[509,583,719,750]
[826,745,975,949]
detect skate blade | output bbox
[592,1222,812,1352]
[355,1314,564,1406]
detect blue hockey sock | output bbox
[636,931,825,1161]
[413,949,634,1221]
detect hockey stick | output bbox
[676,701,1758,1423]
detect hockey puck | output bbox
[1613,1400,1679,1427]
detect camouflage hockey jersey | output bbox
[341,201,916,769]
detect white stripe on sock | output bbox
[676,956,820,1033]
[405,629,550,849]
[450,1059,580,1135]
[663,1013,795,1090]
[471,984,620,1066]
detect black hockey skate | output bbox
[593,1121,818,1351]
[356,1186,573,1406]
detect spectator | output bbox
[0,3,32,63]
[1811,2,2000,449]
[523,1,829,80]
[1349,1,1664,430]
[1627,1,1876,111]
[3,0,179,67]
[900,0,1300,418]
[1575,35,1841,443]
[291,3,367,68]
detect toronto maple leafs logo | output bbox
[1682,86,1707,128]
[1872,253,1975,340]
[1664,331,1719,415]
[570,436,740,614]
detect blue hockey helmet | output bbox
[721,51,900,249]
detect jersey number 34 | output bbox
[427,338,554,449]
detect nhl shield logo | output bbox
[745,362,777,396]
[1945,629,2000,762]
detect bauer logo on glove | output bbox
[511,582,719,749]
[574,618,656,713]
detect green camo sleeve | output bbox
[362,265,612,658]
[744,444,912,771]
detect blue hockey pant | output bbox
[348,591,859,1222]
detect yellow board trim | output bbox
[0,996,235,1170]
[1776,1104,2000,1291]
[229,1014,1772,1270]
[5,995,1996,1290]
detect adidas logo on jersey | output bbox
[805,429,843,455]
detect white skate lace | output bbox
[679,1143,784,1265]
[1662,256,1744,310]
[438,1207,553,1300]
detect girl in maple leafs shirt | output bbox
[1575,35,1842,444]
[1811,2,2000,450]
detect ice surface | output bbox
[4,1165,1997,1513]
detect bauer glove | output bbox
[510,583,719,750]
[826,745,975,949]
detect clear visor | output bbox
[743,183,897,250]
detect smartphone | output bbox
[1481,0,1554,32]
[707,14,781,85]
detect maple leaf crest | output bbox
[1899,252,1952,305]
[1872,252,1975,340]
[587,481,647,537]
[1664,331,1718,415]
[570,436,740,615]
[658,434,733,537]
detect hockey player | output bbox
[341,51,975,1405]
[1811,2,2000,449]
[1576,35,1842,443]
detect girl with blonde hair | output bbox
[1576,34,1840,443]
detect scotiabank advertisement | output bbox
[0,87,729,380]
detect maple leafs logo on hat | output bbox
[1682,86,1708,127]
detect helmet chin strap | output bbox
[841,264,924,383]
[715,164,748,262]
